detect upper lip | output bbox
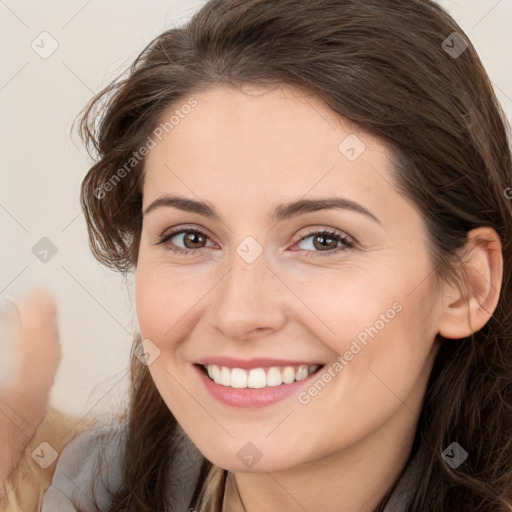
[196,357,325,370]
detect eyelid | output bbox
[291,228,356,256]
[156,226,215,248]
[156,224,354,244]
[156,224,357,257]
[157,224,216,243]
[295,226,356,245]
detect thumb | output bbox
[0,286,61,419]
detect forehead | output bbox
[142,83,404,226]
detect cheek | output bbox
[135,271,169,340]
[134,264,195,411]
[286,265,404,352]
[289,260,437,405]
[134,259,207,341]
[289,287,437,462]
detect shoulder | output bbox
[41,422,126,512]
[164,426,206,509]
[4,406,90,512]
[41,421,206,511]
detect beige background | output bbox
[1,0,511,417]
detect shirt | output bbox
[2,407,92,512]
[41,424,419,511]
[41,423,204,511]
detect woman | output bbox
[17,0,512,510]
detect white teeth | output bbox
[282,366,296,384]
[220,367,231,386]
[203,363,321,388]
[211,365,221,383]
[266,367,282,387]
[230,368,248,389]
[247,368,267,388]
[296,365,309,381]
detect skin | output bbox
[0,288,61,504]
[135,84,502,512]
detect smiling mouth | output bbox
[198,363,324,389]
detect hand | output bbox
[0,287,61,484]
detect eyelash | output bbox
[156,227,356,257]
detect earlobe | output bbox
[437,227,503,340]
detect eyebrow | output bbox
[143,195,382,225]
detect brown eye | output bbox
[157,228,214,255]
[295,229,355,256]
[312,233,339,251]
[181,231,207,249]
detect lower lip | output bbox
[194,364,323,408]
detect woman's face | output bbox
[135,84,443,472]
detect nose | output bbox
[207,252,288,342]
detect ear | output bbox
[437,227,503,339]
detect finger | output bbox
[0,295,20,386]
[14,286,62,392]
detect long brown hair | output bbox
[77,0,512,510]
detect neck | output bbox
[232,398,420,512]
